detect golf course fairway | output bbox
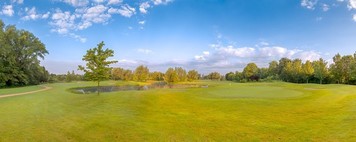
[0,81,355,141]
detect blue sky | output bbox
[1,0,356,74]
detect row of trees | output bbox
[111,66,200,83]
[77,42,202,94]
[0,20,49,87]
[225,52,356,84]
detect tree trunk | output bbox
[320,79,322,84]
[306,79,309,84]
[97,81,100,95]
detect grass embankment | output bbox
[0,81,355,141]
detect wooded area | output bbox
[0,20,49,87]
[226,54,356,84]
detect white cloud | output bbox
[195,51,210,61]
[108,5,136,18]
[42,12,51,19]
[107,0,122,5]
[301,0,318,10]
[349,0,356,9]
[108,8,118,14]
[322,4,329,11]
[116,4,136,17]
[22,7,50,21]
[353,14,356,22]
[11,0,24,4]
[295,51,321,61]
[117,59,138,64]
[137,48,153,54]
[217,46,256,58]
[81,5,111,24]
[138,20,145,25]
[50,10,77,34]
[69,33,87,43]
[152,0,173,5]
[259,46,299,58]
[49,10,87,42]
[194,55,206,61]
[200,42,322,72]
[139,2,150,14]
[62,0,89,7]
[30,0,173,43]
[259,42,269,46]
[203,51,210,56]
[93,0,105,3]
[1,5,14,17]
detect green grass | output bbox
[0,85,43,95]
[0,81,356,141]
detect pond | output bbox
[71,82,205,94]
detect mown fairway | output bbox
[0,81,356,141]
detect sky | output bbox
[1,0,356,74]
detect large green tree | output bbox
[0,20,49,87]
[341,55,354,84]
[268,60,279,77]
[187,70,199,81]
[291,59,303,83]
[279,58,293,82]
[330,54,342,83]
[243,63,258,80]
[302,60,314,83]
[208,72,221,80]
[133,65,149,82]
[350,52,356,84]
[313,58,328,84]
[111,67,125,80]
[78,41,117,95]
[225,72,235,81]
[164,67,179,84]
[175,67,187,82]
[150,71,164,81]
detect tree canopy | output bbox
[164,67,179,84]
[0,20,49,87]
[133,65,149,82]
[78,41,117,94]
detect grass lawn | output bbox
[0,85,44,96]
[0,81,356,141]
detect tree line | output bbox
[225,53,356,84]
[2,19,356,88]
[111,66,200,83]
[0,20,49,87]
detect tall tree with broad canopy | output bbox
[134,65,149,82]
[291,59,303,83]
[150,71,164,81]
[187,70,199,81]
[0,20,49,87]
[78,41,117,95]
[268,60,279,77]
[165,67,179,85]
[243,63,258,80]
[175,67,187,82]
[330,53,342,83]
[302,60,314,83]
[208,72,221,80]
[313,58,328,84]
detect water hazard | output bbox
[71,82,205,94]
